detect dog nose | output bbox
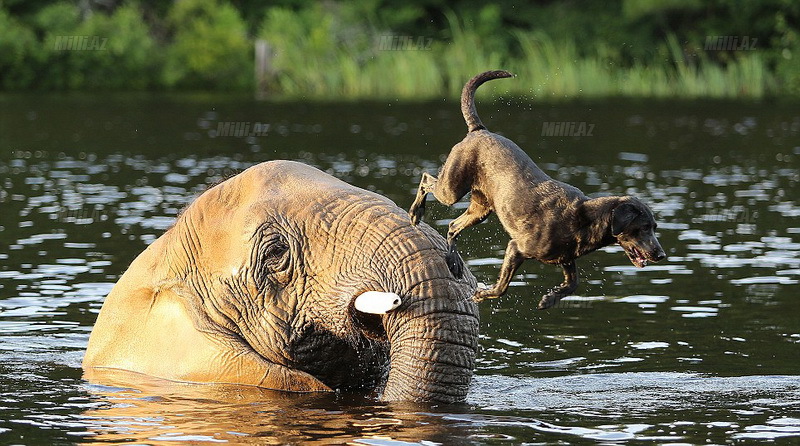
[654,250,666,262]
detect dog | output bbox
[408,70,666,309]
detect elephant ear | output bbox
[612,202,639,236]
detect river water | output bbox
[1,94,799,444]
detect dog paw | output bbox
[408,202,425,226]
[538,292,567,310]
[473,287,498,302]
[408,211,418,225]
[537,295,556,310]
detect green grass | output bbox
[257,10,776,100]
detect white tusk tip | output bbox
[354,291,402,314]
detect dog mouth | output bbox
[624,246,649,268]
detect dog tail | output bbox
[461,70,514,132]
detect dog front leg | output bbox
[446,201,491,278]
[408,172,437,225]
[474,239,525,302]
[538,261,578,309]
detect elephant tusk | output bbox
[354,291,402,314]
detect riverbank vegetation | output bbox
[1,0,798,99]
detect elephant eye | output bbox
[263,236,290,269]
[253,232,293,288]
[265,239,289,259]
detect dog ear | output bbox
[612,202,638,236]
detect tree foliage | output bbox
[0,0,797,96]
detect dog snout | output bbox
[650,240,666,262]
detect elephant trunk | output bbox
[380,280,479,403]
[337,208,479,403]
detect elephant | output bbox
[82,160,480,403]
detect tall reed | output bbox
[257,8,775,100]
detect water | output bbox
[1,93,799,444]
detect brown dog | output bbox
[408,70,666,309]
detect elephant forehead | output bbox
[242,161,371,199]
[186,161,383,222]
[231,162,393,212]
[184,160,447,262]
[233,162,419,233]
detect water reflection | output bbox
[79,372,471,445]
[72,372,800,444]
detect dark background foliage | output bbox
[0,0,798,96]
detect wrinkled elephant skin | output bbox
[83,161,479,403]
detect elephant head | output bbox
[83,160,479,403]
